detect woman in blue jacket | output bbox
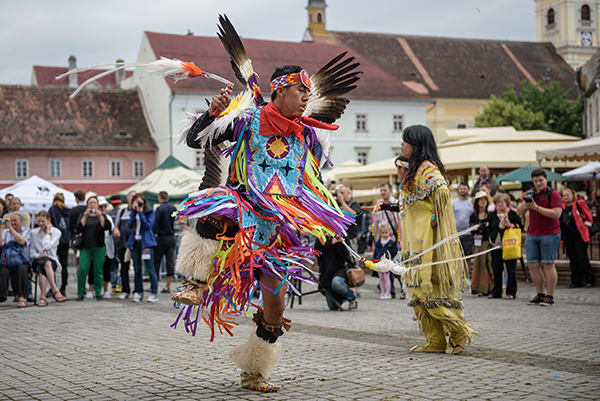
[126,194,158,302]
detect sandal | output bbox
[38,298,48,307]
[17,299,27,308]
[52,291,66,302]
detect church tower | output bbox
[306,0,327,37]
[535,0,600,68]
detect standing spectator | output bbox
[9,198,31,228]
[108,195,122,293]
[0,198,6,218]
[48,193,70,295]
[114,191,136,299]
[452,182,474,260]
[471,165,498,196]
[373,223,397,299]
[153,191,177,293]
[3,194,14,216]
[469,191,493,296]
[0,212,31,307]
[488,193,522,299]
[517,169,562,306]
[29,211,66,306]
[127,194,158,303]
[561,188,596,288]
[75,196,108,301]
[69,189,87,239]
[98,197,115,298]
[335,186,362,254]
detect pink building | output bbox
[0,85,156,194]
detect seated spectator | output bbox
[30,211,66,306]
[0,198,6,218]
[316,237,358,311]
[9,197,31,228]
[0,212,31,307]
[2,194,13,217]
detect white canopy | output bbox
[562,161,600,181]
[536,136,600,162]
[0,176,77,215]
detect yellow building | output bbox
[304,1,577,141]
[535,0,600,69]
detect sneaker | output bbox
[540,296,554,306]
[96,296,103,301]
[160,287,170,294]
[85,291,94,299]
[132,293,142,303]
[147,294,159,303]
[118,293,129,300]
[527,294,546,305]
[112,285,122,294]
[75,296,84,302]
[103,291,111,299]
[348,300,358,311]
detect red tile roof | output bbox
[317,31,577,99]
[144,31,429,100]
[0,85,156,149]
[32,66,133,89]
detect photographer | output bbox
[126,194,158,303]
[516,169,562,306]
[75,196,109,301]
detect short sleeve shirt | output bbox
[452,197,474,233]
[526,188,562,236]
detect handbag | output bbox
[1,240,29,270]
[70,233,83,250]
[501,228,522,260]
[346,266,365,287]
[574,201,599,238]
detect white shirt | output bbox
[30,226,61,268]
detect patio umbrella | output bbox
[562,161,600,181]
[495,165,567,183]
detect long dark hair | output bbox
[132,193,149,211]
[402,125,445,189]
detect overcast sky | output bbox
[1,0,536,85]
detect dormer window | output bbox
[58,132,78,138]
[115,132,132,138]
[548,8,555,25]
[582,4,591,21]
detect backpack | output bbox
[1,240,29,270]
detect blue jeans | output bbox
[131,240,157,296]
[325,276,356,310]
[525,233,561,264]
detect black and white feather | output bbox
[304,52,362,124]
[216,14,256,87]
[199,142,232,190]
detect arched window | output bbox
[316,11,323,23]
[582,4,591,20]
[548,8,555,25]
[309,13,313,24]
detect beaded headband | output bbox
[269,69,311,93]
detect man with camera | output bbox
[516,169,562,306]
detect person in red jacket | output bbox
[561,188,596,288]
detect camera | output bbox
[137,201,144,208]
[523,190,538,203]
[0,219,6,225]
[89,209,96,214]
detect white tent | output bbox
[536,136,600,162]
[562,161,600,181]
[0,175,77,215]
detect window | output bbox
[547,8,555,25]
[195,150,205,169]
[456,123,467,129]
[582,4,591,21]
[82,160,93,178]
[356,114,367,131]
[49,160,61,178]
[316,11,323,23]
[133,161,145,178]
[393,115,404,132]
[594,96,599,133]
[15,160,28,178]
[355,148,370,165]
[110,160,122,177]
[309,13,313,24]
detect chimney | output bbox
[115,59,125,88]
[68,55,78,88]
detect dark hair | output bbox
[270,65,303,100]
[531,168,547,179]
[132,193,149,211]
[86,196,98,205]
[158,191,169,201]
[74,189,86,202]
[36,210,51,220]
[0,198,5,212]
[459,181,469,188]
[380,182,392,190]
[473,196,489,216]
[402,125,445,188]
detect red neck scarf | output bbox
[259,101,338,142]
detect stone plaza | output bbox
[1,275,599,400]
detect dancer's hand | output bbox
[210,88,231,116]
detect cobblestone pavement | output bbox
[1,275,599,400]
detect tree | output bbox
[475,95,546,131]
[476,80,584,137]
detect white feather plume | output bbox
[146,57,193,82]
[314,128,332,167]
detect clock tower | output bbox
[535,0,600,68]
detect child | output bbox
[374,224,398,299]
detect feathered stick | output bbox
[56,57,234,99]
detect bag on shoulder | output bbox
[574,201,599,238]
[1,240,29,270]
[501,228,522,260]
[346,266,365,287]
[70,232,83,250]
